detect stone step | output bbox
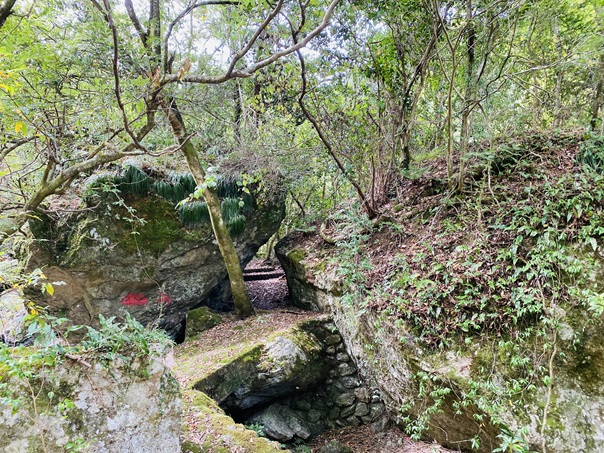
[243,272,285,281]
[243,267,277,274]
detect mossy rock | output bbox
[186,306,222,339]
[181,390,285,453]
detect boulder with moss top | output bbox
[186,306,222,339]
[22,165,284,333]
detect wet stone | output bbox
[307,409,322,423]
[294,399,311,411]
[340,376,360,388]
[354,388,370,403]
[326,356,339,366]
[361,415,373,424]
[369,403,384,419]
[345,415,361,427]
[326,346,336,355]
[331,380,346,393]
[340,405,356,418]
[326,335,341,345]
[329,407,340,420]
[371,416,391,433]
[329,369,339,378]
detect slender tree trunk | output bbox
[457,0,475,192]
[590,55,604,131]
[162,99,254,318]
[0,0,16,29]
[552,19,563,128]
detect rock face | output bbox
[0,352,181,452]
[0,289,29,345]
[250,404,312,442]
[196,323,329,409]
[24,169,284,332]
[276,236,604,452]
[181,390,283,453]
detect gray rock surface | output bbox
[250,403,312,442]
[217,327,329,411]
[0,289,28,345]
[0,352,181,452]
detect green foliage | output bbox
[118,165,150,196]
[577,135,604,172]
[244,422,265,437]
[178,201,210,224]
[79,313,171,363]
[83,165,256,231]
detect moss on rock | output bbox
[181,390,285,453]
[186,306,222,339]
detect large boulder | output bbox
[183,323,329,411]
[276,236,604,453]
[23,167,284,332]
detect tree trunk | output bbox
[0,0,16,29]
[590,54,604,132]
[162,99,255,318]
[457,0,476,192]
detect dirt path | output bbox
[307,425,455,452]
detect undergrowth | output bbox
[321,132,604,450]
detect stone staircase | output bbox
[243,264,285,281]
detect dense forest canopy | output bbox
[0,0,602,254]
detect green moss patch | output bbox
[181,389,285,453]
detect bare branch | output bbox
[164,0,341,85]
[101,0,150,153]
[224,0,285,78]
[0,136,35,162]
[124,0,148,47]
[163,0,239,71]
[294,31,377,219]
